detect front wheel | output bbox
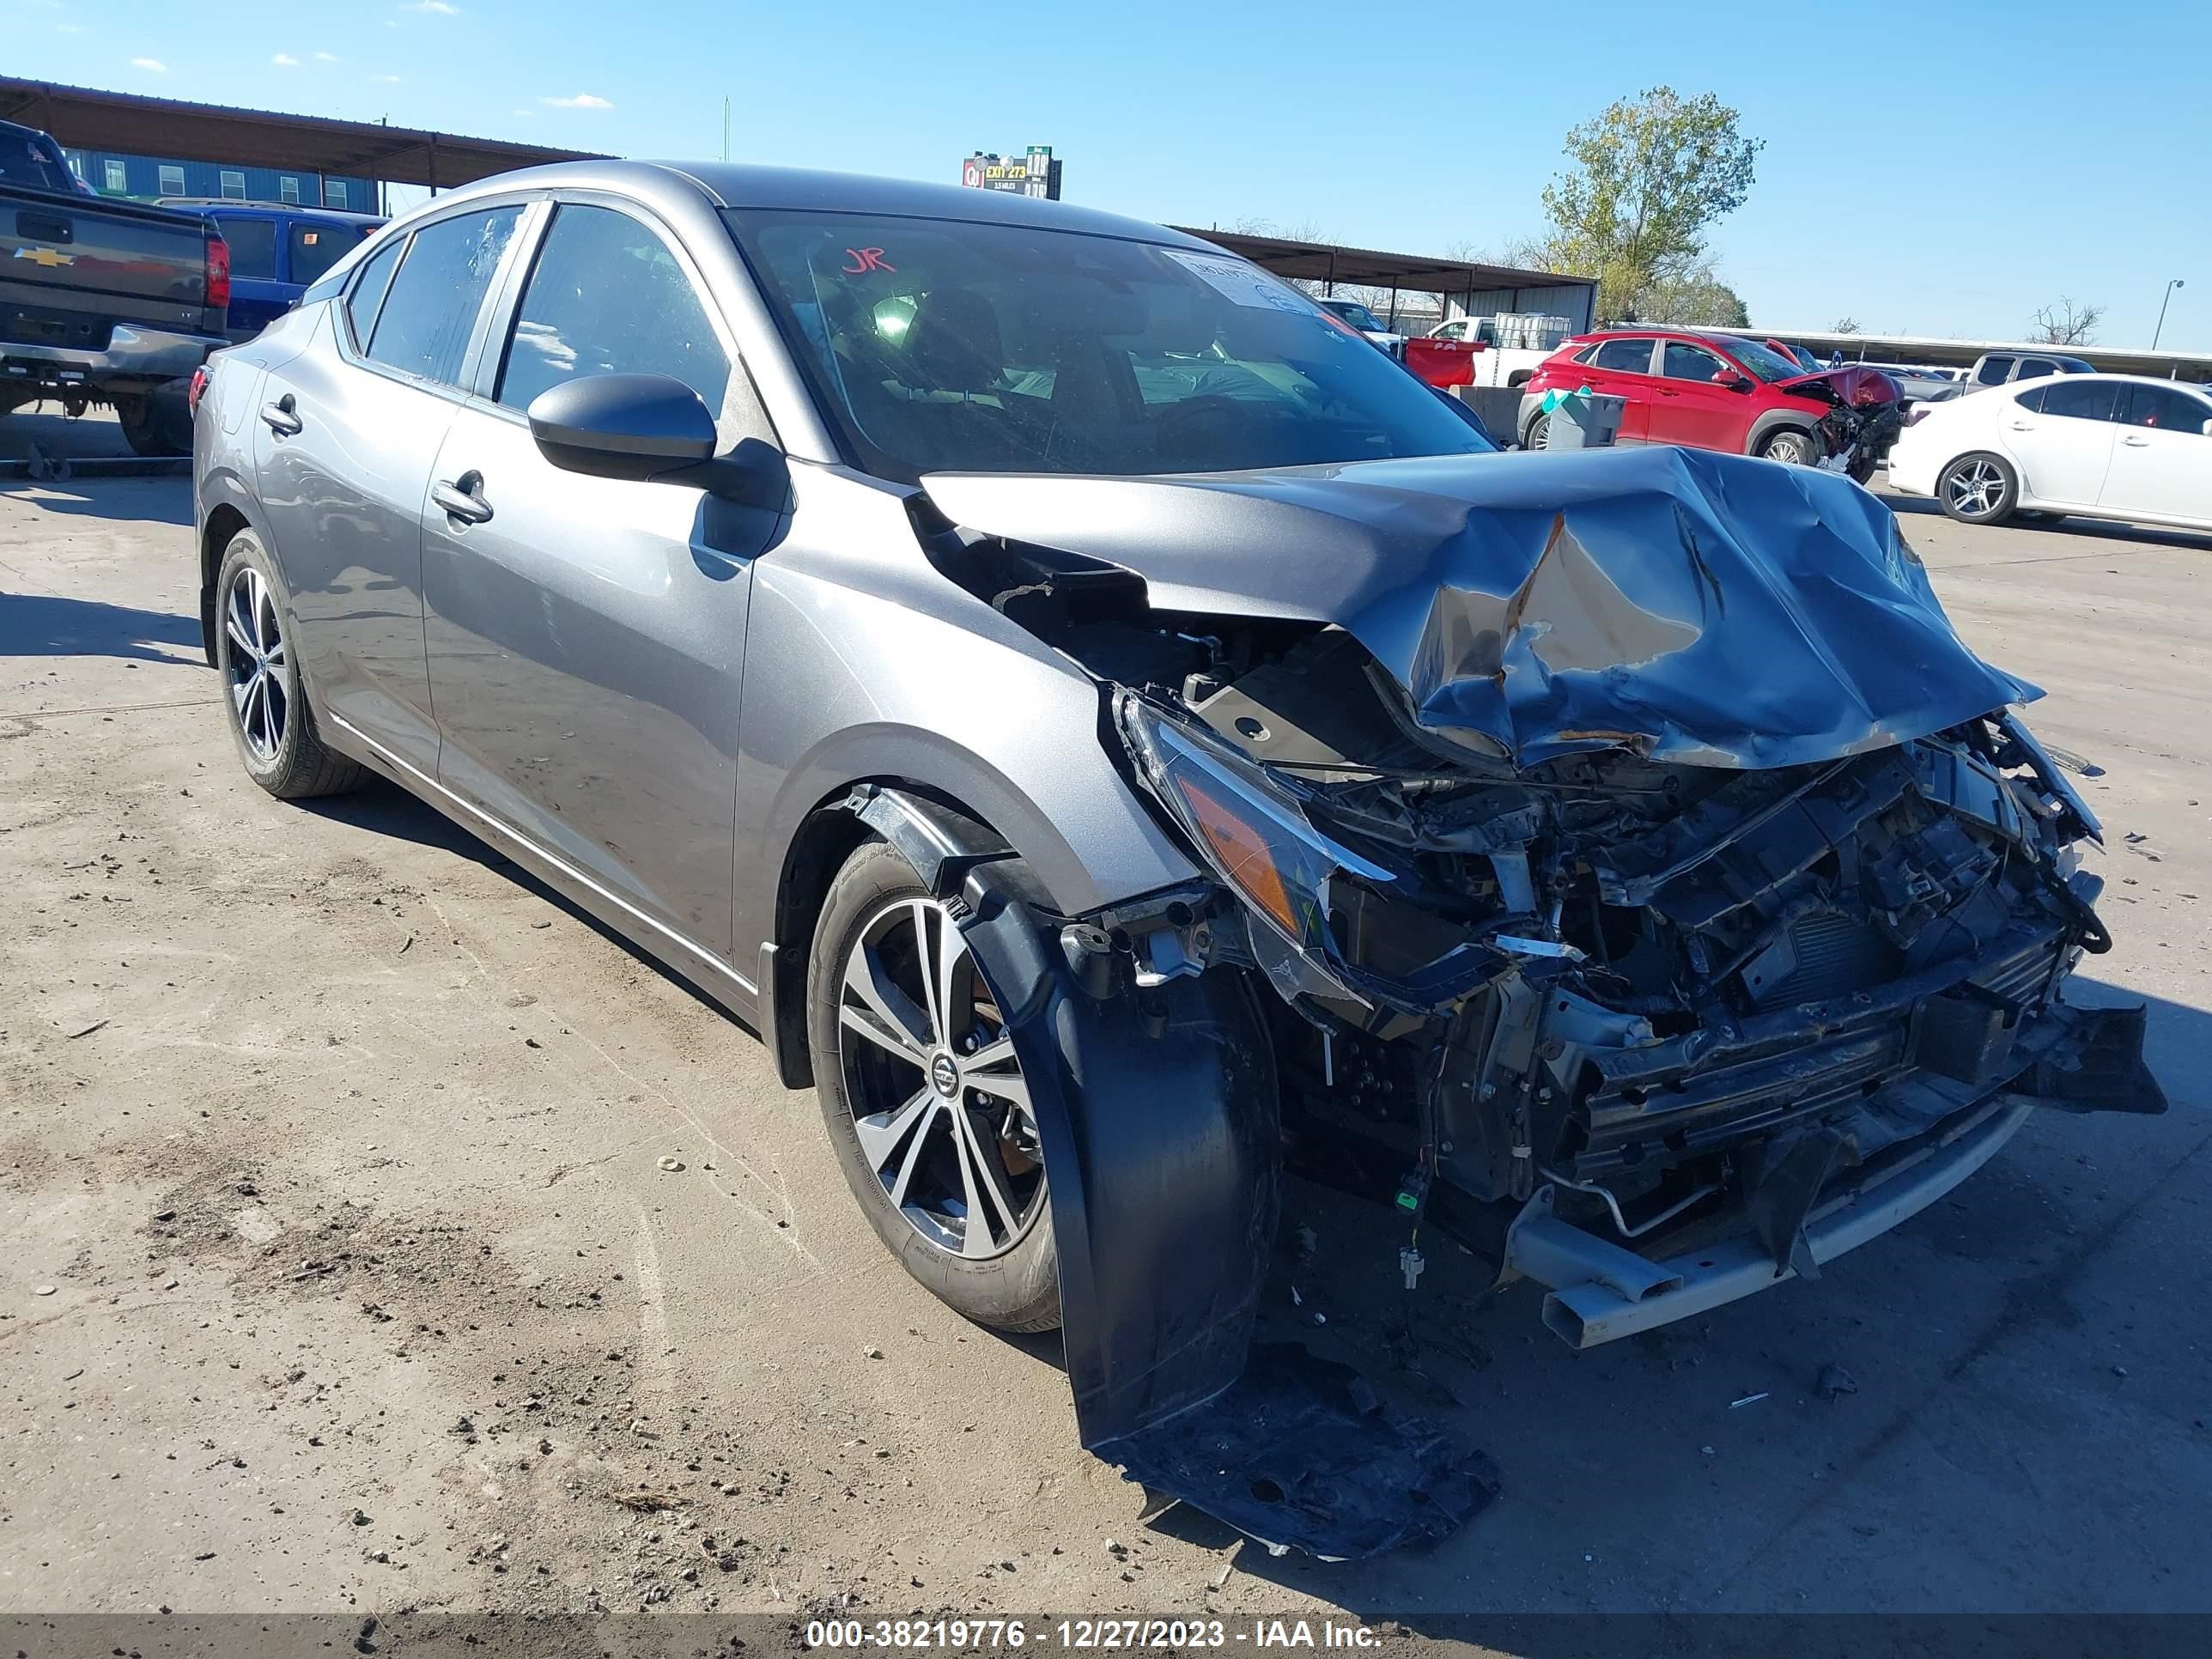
[806,839,1060,1333]
[1758,427,1818,466]
[1523,412,1551,451]
[1936,453,2018,526]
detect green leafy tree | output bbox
[1534,88,1764,321]
[1630,261,1750,327]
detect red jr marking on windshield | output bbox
[842,247,895,274]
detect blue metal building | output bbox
[58,146,378,211]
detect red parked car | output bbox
[1517,329,1900,472]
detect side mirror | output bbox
[1711,369,1752,392]
[527,371,787,507]
[528,372,717,482]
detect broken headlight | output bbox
[1115,691,1391,957]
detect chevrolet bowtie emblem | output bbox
[12,246,76,267]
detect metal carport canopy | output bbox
[0,78,604,190]
[1170,226,1593,301]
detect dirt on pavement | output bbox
[3,467,2208,1647]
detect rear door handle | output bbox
[2120,434,2150,447]
[259,393,301,437]
[431,470,493,525]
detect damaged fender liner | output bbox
[854,787,1498,1558]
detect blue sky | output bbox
[14,0,2209,349]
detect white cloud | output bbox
[130,57,167,73]
[314,50,339,62]
[57,21,84,32]
[540,92,613,110]
[272,52,300,65]
[373,73,402,83]
[403,1,459,13]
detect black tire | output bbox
[116,388,191,459]
[806,838,1060,1334]
[1758,427,1818,466]
[2015,509,2063,526]
[1524,412,1551,451]
[213,531,370,799]
[1936,452,2018,526]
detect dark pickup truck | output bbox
[2,118,229,456]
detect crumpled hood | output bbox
[921,445,2039,769]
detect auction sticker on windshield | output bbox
[1163,248,1313,313]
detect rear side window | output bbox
[1589,337,1655,374]
[495,204,732,416]
[365,206,521,387]
[213,217,278,282]
[2039,380,2120,422]
[2119,384,2209,432]
[289,222,351,287]
[2018,357,2060,380]
[344,237,404,349]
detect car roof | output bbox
[2010,371,2209,391]
[417,158,1219,252]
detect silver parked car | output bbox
[191,161,2162,1559]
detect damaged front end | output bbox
[908,445,2164,1557]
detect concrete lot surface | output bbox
[2,452,2207,1636]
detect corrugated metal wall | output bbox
[1456,283,1596,333]
[58,149,377,212]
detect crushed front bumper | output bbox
[1509,1093,2031,1348]
[1505,996,2161,1347]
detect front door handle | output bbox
[259,393,301,437]
[2005,419,2033,430]
[2120,434,2151,447]
[431,470,493,525]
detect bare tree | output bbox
[2029,297,2105,346]
[1832,316,1862,335]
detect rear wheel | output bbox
[1523,412,1551,451]
[115,388,192,459]
[1936,453,2018,525]
[806,839,1060,1333]
[214,532,369,799]
[1758,427,1818,466]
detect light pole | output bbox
[2151,278,2184,349]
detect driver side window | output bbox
[495,204,732,420]
[1661,342,1726,382]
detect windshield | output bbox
[728,210,1492,481]
[1713,336,1808,383]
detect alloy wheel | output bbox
[1765,431,1814,465]
[223,566,289,762]
[1944,459,2007,519]
[836,896,1044,1259]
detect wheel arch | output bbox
[763,776,1026,1090]
[196,468,269,666]
[1746,408,1820,457]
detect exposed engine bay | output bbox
[896,444,2164,1556]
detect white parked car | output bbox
[1887,373,2212,531]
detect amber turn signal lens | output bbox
[1177,775,1300,940]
